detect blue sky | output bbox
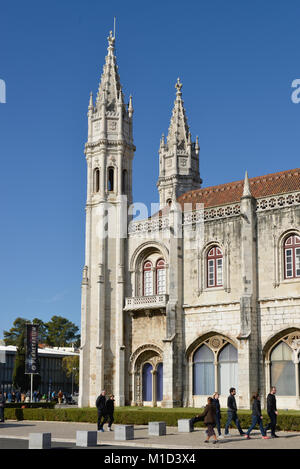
[0,0,299,338]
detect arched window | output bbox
[143,261,153,296]
[270,342,295,396]
[207,246,223,287]
[284,234,300,279]
[122,169,127,194]
[193,345,215,395]
[93,168,100,193]
[108,167,114,192]
[142,363,153,401]
[218,344,238,395]
[156,259,166,294]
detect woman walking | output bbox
[245,393,270,440]
[212,392,223,439]
[197,397,218,444]
[106,394,115,431]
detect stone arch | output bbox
[274,228,300,286]
[262,327,300,360]
[129,241,169,273]
[129,241,169,297]
[129,344,164,406]
[130,343,163,374]
[198,240,230,294]
[185,331,238,403]
[185,330,237,359]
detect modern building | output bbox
[0,344,79,396]
[79,31,300,410]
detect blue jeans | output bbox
[247,415,266,436]
[215,413,221,436]
[225,411,244,435]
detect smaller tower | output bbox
[157,78,202,208]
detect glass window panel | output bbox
[208,260,214,286]
[296,248,300,277]
[144,270,153,296]
[194,344,214,363]
[285,249,293,277]
[219,343,238,362]
[156,363,163,401]
[270,342,293,361]
[142,364,153,401]
[193,362,215,395]
[219,362,238,396]
[157,268,166,294]
[217,258,223,285]
[271,361,295,396]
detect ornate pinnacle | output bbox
[175,77,183,96]
[107,30,115,51]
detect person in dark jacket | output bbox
[96,390,108,432]
[224,387,245,436]
[0,391,5,422]
[106,394,115,431]
[197,397,218,444]
[264,386,279,438]
[212,392,223,438]
[245,393,269,439]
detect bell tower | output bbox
[79,31,135,407]
[157,78,202,207]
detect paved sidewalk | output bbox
[0,420,300,449]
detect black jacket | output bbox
[96,395,106,411]
[227,394,237,412]
[252,398,262,417]
[267,393,277,414]
[212,398,220,414]
[0,394,5,408]
[106,399,115,415]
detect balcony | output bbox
[124,294,168,313]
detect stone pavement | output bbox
[0,420,300,449]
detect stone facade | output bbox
[79,32,300,410]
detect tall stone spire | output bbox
[157,78,202,208]
[96,30,124,111]
[242,170,252,198]
[86,30,134,148]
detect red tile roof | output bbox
[177,168,300,210]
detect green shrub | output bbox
[4,406,300,432]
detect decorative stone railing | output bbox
[256,191,300,212]
[128,217,170,235]
[124,294,168,311]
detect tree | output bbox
[45,316,80,348]
[4,317,47,346]
[61,356,79,388]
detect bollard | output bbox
[29,432,51,449]
[178,419,193,433]
[114,425,134,441]
[76,430,98,447]
[148,421,166,436]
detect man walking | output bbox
[264,386,279,438]
[96,390,108,432]
[224,387,245,436]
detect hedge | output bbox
[3,406,300,431]
[4,402,56,410]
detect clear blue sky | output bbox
[0,0,299,338]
